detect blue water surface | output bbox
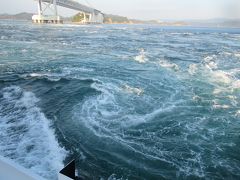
[0,20,240,179]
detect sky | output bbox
[0,0,240,20]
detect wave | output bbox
[134,49,148,63]
[0,35,7,40]
[235,53,240,58]
[203,55,218,70]
[197,57,240,111]
[212,99,230,109]
[232,80,240,89]
[157,59,179,71]
[169,32,194,36]
[20,72,63,82]
[188,64,198,75]
[0,86,67,179]
[62,67,94,74]
[222,52,232,56]
[203,55,216,62]
[122,84,144,96]
[209,70,233,84]
[235,110,240,117]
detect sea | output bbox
[0,20,240,180]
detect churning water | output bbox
[0,20,240,179]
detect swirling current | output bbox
[0,20,240,179]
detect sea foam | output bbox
[123,85,144,96]
[0,86,67,179]
[134,49,148,63]
[158,59,179,71]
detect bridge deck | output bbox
[42,0,101,14]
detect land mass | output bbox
[0,12,34,20]
[0,12,240,28]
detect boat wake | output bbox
[0,86,67,180]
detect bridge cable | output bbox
[83,0,95,9]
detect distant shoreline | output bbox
[0,13,240,28]
[2,19,240,30]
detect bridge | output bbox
[32,0,104,24]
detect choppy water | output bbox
[0,20,240,179]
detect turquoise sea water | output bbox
[0,20,240,179]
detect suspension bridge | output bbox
[32,0,104,24]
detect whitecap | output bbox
[213,104,230,109]
[203,55,215,63]
[223,52,232,56]
[158,59,179,71]
[123,85,144,96]
[62,67,94,75]
[205,61,218,70]
[212,100,230,109]
[134,49,148,63]
[229,68,240,76]
[0,86,67,179]
[235,110,240,117]
[21,49,28,53]
[235,53,240,58]
[188,64,198,75]
[29,73,46,77]
[213,88,225,95]
[0,36,7,40]
[210,70,232,84]
[228,95,238,106]
[232,80,240,89]
[20,72,62,82]
[203,55,218,70]
[170,32,193,35]
[192,95,201,102]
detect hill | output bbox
[1,12,240,28]
[0,12,33,20]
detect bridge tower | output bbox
[32,0,62,23]
[32,0,104,24]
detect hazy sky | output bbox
[0,0,240,20]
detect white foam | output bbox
[123,85,144,96]
[235,110,240,117]
[212,104,230,109]
[73,82,122,136]
[235,53,240,58]
[192,95,201,101]
[62,67,94,75]
[0,86,67,180]
[229,68,240,76]
[158,59,179,71]
[74,81,151,137]
[204,55,215,62]
[232,80,240,89]
[203,55,218,70]
[107,174,125,180]
[29,73,47,77]
[0,36,7,40]
[205,61,218,70]
[134,49,148,63]
[84,30,98,34]
[21,49,28,53]
[223,52,232,56]
[170,32,193,35]
[228,95,238,106]
[213,88,225,95]
[210,70,232,84]
[188,64,198,75]
[212,100,230,109]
